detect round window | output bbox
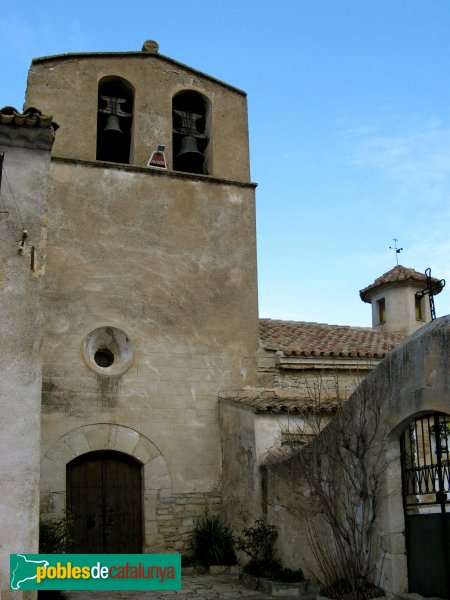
[94,348,115,368]
[83,327,133,375]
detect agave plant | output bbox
[189,515,236,566]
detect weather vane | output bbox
[389,238,403,266]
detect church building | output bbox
[0,41,446,599]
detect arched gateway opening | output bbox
[67,450,143,553]
[400,412,450,598]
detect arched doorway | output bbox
[400,412,450,597]
[67,450,143,553]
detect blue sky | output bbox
[2,0,450,326]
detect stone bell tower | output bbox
[25,41,258,553]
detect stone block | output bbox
[208,565,228,575]
[380,552,408,595]
[64,429,90,456]
[83,423,112,451]
[145,521,159,534]
[109,425,140,454]
[380,532,406,555]
[44,440,77,470]
[153,409,172,423]
[48,492,66,517]
[145,455,169,478]
[144,494,158,520]
[132,438,160,464]
[39,493,51,515]
[144,532,159,547]
[39,457,64,493]
[258,578,300,597]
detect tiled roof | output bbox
[0,106,58,130]
[219,388,339,412]
[259,318,404,358]
[360,265,443,302]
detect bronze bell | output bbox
[176,135,204,173]
[103,114,123,134]
[176,135,203,158]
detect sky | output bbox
[1,0,450,327]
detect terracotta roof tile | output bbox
[259,318,404,358]
[219,388,339,412]
[359,265,443,302]
[0,106,58,130]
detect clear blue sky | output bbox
[2,0,450,326]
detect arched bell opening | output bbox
[96,76,134,164]
[172,90,210,175]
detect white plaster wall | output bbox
[0,126,53,600]
[370,284,430,335]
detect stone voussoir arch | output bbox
[41,423,172,496]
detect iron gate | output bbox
[400,412,450,598]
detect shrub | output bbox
[39,514,73,553]
[189,515,236,566]
[243,557,282,578]
[243,558,303,582]
[237,519,303,582]
[236,518,277,563]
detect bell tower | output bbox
[26,41,258,553]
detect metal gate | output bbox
[400,412,450,598]
[67,450,143,553]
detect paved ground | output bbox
[63,574,297,599]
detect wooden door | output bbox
[67,450,142,553]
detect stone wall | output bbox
[0,117,54,599]
[25,47,259,554]
[155,492,222,553]
[40,422,225,553]
[260,316,450,595]
[26,51,251,182]
[257,346,375,399]
[219,392,334,535]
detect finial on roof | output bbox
[141,40,159,54]
[389,238,403,266]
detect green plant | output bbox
[243,558,303,582]
[39,513,74,553]
[189,515,236,566]
[237,519,303,582]
[276,566,304,583]
[243,557,282,578]
[236,518,277,563]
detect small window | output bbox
[377,298,386,324]
[415,295,424,321]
